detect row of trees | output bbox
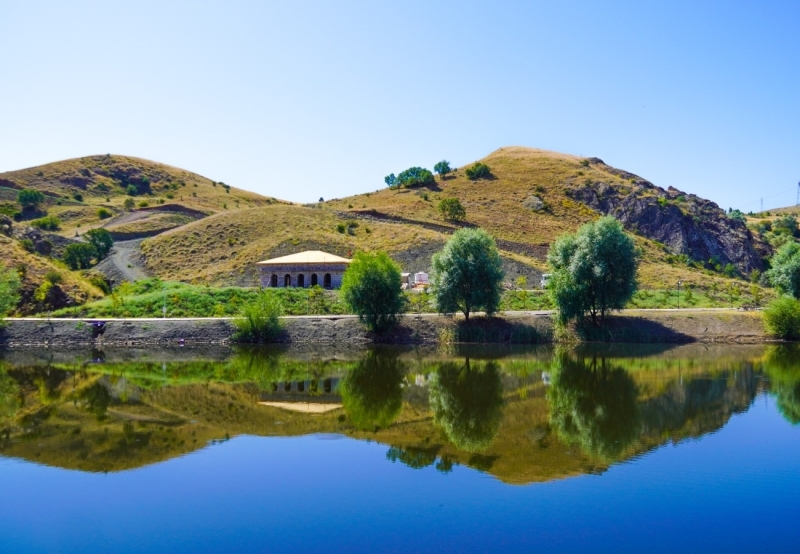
[384,161,492,189]
[338,215,640,333]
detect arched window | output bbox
[324,273,332,289]
[297,274,305,288]
[284,274,291,287]
[270,274,278,288]
[311,273,318,286]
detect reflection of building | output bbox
[258,378,342,413]
[257,250,351,289]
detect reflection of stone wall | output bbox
[259,263,348,289]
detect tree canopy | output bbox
[767,241,800,298]
[17,188,44,209]
[547,216,638,324]
[437,197,465,222]
[430,228,504,322]
[63,243,98,270]
[433,160,452,179]
[340,251,405,332]
[396,167,435,188]
[84,228,114,259]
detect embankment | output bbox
[0,309,770,348]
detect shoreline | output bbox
[0,309,771,348]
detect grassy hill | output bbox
[0,154,278,237]
[0,148,772,313]
[141,147,766,298]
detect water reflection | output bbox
[340,350,405,431]
[0,343,796,481]
[429,360,503,452]
[548,353,640,461]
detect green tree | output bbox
[773,214,798,236]
[84,228,114,259]
[464,162,491,180]
[433,160,452,179]
[340,349,405,431]
[437,197,466,222]
[547,216,638,324]
[384,173,396,188]
[428,360,503,452]
[430,228,504,322]
[0,265,21,321]
[763,297,800,339]
[123,197,135,210]
[766,242,800,298]
[340,251,405,332]
[548,353,640,461]
[17,188,44,209]
[63,243,98,270]
[395,167,435,188]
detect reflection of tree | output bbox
[340,350,405,431]
[386,446,437,469]
[428,360,503,452]
[548,354,640,461]
[0,371,21,421]
[763,345,800,425]
[78,382,111,421]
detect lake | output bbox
[1,343,799,553]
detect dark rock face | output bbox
[568,159,766,273]
[12,226,78,259]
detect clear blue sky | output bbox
[1,1,798,211]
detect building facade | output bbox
[256,250,351,289]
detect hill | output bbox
[140,147,768,295]
[0,155,278,311]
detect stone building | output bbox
[256,250,351,289]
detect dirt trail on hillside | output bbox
[95,239,149,284]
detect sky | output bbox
[1,1,798,211]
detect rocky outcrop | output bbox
[568,159,766,274]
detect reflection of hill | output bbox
[0,345,769,482]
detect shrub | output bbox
[126,184,138,196]
[138,200,149,208]
[44,270,63,284]
[124,198,135,210]
[0,265,21,320]
[233,292,283,342]
[64,243,98,270]
[97,208,113,220]
[73,193,84,202]
[165,192,174,199]
[341,251,405,332]
[438,198,466,222]
[30,215,61,231]
[336,223,346,233]
[764,297,800,339]
[464,163,491,180]
[17,189,44,208]
[19,239,35,253]
[431,228,504,322]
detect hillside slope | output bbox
[0,154,278,237]
[141,147,765,293]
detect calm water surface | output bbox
[1,344,799,553]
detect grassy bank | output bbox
[49,278,770,319]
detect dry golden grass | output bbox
[139,147,763,292]
[0,154,277,236]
